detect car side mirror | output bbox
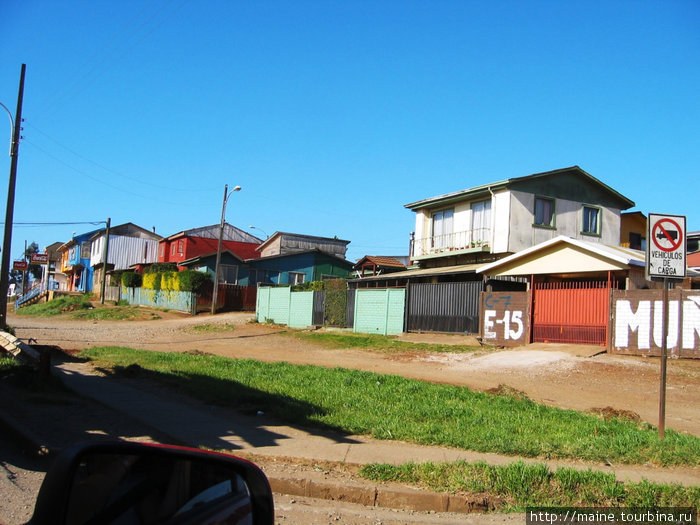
[29,441,274,525]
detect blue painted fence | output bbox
[123,287,197,314]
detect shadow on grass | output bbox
[47,349,360,453]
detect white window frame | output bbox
[431,208,454,249]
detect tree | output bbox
[24,242,43,280]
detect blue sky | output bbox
[1,0,698,263]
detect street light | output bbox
[249,225,269,239]
[211,184,241,315]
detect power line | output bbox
[25,123,214,193]
[0,221,106,226]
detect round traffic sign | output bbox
[652,218,683,253]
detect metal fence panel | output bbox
[313,290,325,326]
[268,287,291,325]
[289,291,315,328]
[354,288,405,335]
[346,289,355,328]
[406,282,483,333]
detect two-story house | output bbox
[90,223,163,293]
[405,166,635,270]
[58,228,103,292]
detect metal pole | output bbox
[658,277,669,439]
[211,185,228,315]
[0,64,26,329]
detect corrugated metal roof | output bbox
[350,263,482,281]
[404,166,634,211]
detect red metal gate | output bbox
[532,281,615,345]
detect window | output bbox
[159,244,164,258]
[177,240,184,254]
[218,264,238,284]
[288,272,305,285]
[431,209,454,249]
[629,233,643,251]
[582,205,601,235]
[80,242,91,259]
[534,198,554,227]
[471,200,491,244]
[171,244,176,256]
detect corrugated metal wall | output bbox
[354,288,405,335]
[406,281,484,333]
[91,235,160,269]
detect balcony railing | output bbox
[411,228,491,259]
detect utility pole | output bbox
[0,64,26,329]
[211,184,241,315]
[100,218,111,304]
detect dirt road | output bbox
[9,310,700,436]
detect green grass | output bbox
[360,461,700,510]
[0,355,22,374]
[289,331,479,353]
[16,295,93,316]
[77,346,700,467]
[15,296,159,321]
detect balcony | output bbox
[410,228,491,260]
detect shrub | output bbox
[178,270,211,292]
[160,271,179,291]
[142,272,161,290]
[121,272,142,288]
[145,262,177,274]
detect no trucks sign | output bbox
[646,213,686,280]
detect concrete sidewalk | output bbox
[51,361,699,486]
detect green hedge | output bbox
[144,262,177,274]
[140,269,211,293]
[177,270,211,292]
[121,272,142,288]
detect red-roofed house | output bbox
[353,255,408,277]
[158,223,262,270]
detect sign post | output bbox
[646,213,686,440]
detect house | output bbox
[405,166,635,271]
[250,232,353,285]
[45,241,68,290]
[476,235,700,346]
[58,228,103,292]
[350,166,636,335]
[353,256,408,278]
[158,223,262,269]
[620,211,647,251]
[178,249,255,285]
[89,223,163,293]
[688,231,700,254]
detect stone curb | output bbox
[267,473,493,514]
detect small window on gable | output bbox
[534,197,554,227]
[582,205,601,236]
